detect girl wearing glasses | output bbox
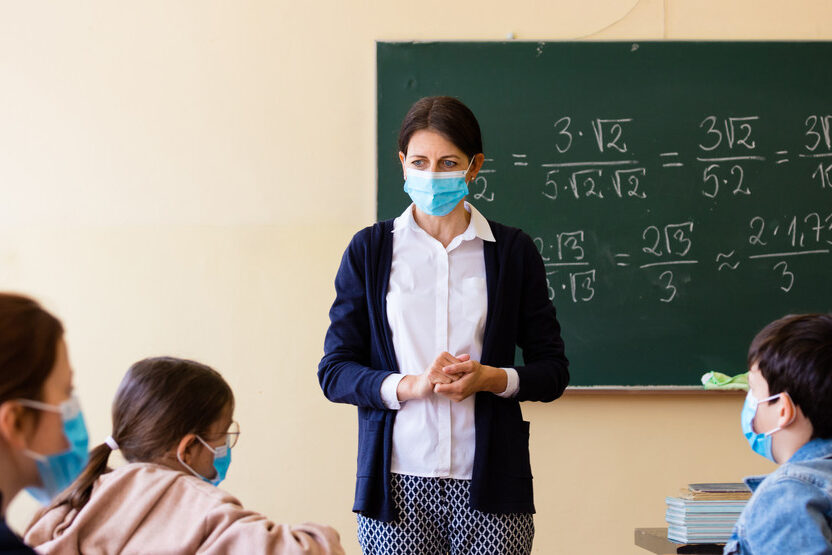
[26,356,344,554]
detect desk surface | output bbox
[635,528,724,554]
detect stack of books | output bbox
[665,483,751,544]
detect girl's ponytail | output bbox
[47,442,112,512]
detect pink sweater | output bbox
[24,463,344,554]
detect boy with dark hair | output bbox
[724,313,832,554]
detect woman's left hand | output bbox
[433,357,507,402]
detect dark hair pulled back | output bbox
[398,96,483,160]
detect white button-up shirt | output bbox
[380,203,519,479]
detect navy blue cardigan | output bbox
[318,218,569,522]
[1,494,36,554]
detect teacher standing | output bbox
[318,96,569,555]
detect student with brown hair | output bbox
[0,293,86,554]
[26,356,344,554]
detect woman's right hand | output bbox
[396,352,469,401]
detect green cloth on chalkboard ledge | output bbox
[701,371,749,391]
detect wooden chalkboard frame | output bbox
[377,41,832,390]
[564,386,743,395]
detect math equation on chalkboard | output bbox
[467,114,831,305]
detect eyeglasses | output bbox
[225,421,240,448]
[197,421,240,449]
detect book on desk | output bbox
[665,483,750,544]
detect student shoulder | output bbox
[775,460,832,491]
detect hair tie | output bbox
[104,436,120,451]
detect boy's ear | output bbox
[778,393,798,429]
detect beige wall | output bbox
[1,1,829,553]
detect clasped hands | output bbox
[396,352,507,403]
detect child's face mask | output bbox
[741,390,792,462]
[178,435,232,487]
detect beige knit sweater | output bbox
[25,462,344,555]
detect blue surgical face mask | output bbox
[741,390,791,462]
[18,395,90,504]
[403,156,476,217]
[178,435,232,487]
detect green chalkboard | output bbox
[377,41,832,387]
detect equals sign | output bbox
[512,154,528,166]
[660,152,683,168]
[776,150,789,164]
[614,253,630,267]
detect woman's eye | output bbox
[411,160,424,167]
[442,160,457,168]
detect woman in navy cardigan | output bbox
[319,96,569,554]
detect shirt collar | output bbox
[743,474,766,492]
[467,202,496,242]
[392,202,495,243]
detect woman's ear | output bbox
[0,402,30,449]
[399,152,407,179]
[467,153,485,182]
[176,433,198,466]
